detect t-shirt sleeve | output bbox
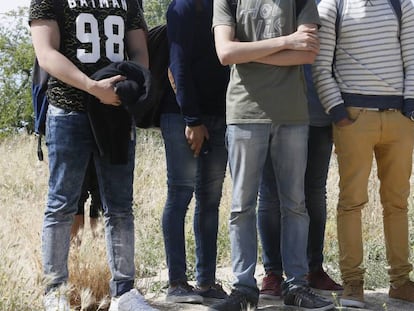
[212,0,235,29]
[29,0,56,24]
[297,0,321,27]
[126,0,147,31]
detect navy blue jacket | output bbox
[304,64,332,127]
[163,0,229,126]
[305,0,332,127]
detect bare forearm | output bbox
[214,34,290,65]
[35,48,123,105]
[126,29,149,68]
[255,50,317,66]
[214,24,319,66]
[36,49,98,94]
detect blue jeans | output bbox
[226,123,309,296]
[258,125,333,274]
[160,113,227,286]
[43,104,136,297]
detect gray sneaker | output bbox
[283,285,334,311]
[43,289,70,311]
[166,282,204,303]
[109,288,158,311]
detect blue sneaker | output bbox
[208,289,258,311]
[165,281,203,304]
[195,283,228,302]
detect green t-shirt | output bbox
[213,0,320,124]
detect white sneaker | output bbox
[43,289,70,311]
[109,288,158,311]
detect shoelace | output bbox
[179,282,195,292]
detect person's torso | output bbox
[30,0,145,111]
[165,0,229,116]
[334,0,404,96]
[215,0,319,124]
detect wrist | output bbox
[85,78,98,96]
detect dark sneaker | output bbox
[165,281,203,304]
[308,267,343,295]
[195,283,228,302]
[283,285,334,311]
[260,271,284,300]
[389,280,414,302]
[208,289,258,311]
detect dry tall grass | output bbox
[0,132,413,310]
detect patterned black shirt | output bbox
[29,0,146,111]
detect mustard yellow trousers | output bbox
[334,108,414,286]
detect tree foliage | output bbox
[143,0,171,28]
[0,8,35,136]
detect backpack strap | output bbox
[390,0,402,38]
[335,0,344,41]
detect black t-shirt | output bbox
[29,0,146,111]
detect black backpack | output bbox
[134,24,170,128]
[31,58,49,161]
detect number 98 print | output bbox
[76,13,125,63]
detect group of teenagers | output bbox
[29,0,414,310]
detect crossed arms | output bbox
[214,24,320,66]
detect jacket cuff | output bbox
[330,105,349,124]
[403,98,414,117]
[184,116,203,127]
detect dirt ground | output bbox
[150,289,414,311]
[144,266,414,311]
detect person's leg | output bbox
[160,113,203,303]
[98,124,155,310]
[375,111,414,301]
[305,125,342,292]
[305,125,332,270]
[270,124,309,287]
[193,116,227,293]
[43,105,93,292]
[257,153,282,276]
[227,123,270,296]
[161,113,196,284]
[209,123,270,311]
[271,124,333,310]
[257,153,284,300]
[94,123,136,298]
[334,108,378,307]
